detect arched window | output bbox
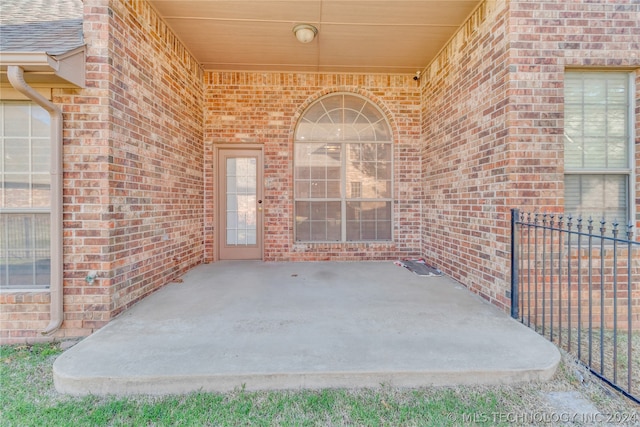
[294,93,393,242]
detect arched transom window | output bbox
[294,93,393,242]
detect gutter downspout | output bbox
[7,66,64,335]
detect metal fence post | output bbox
[511,209,639,404]
[511,208,519,319]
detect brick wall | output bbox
[421,0,512,309]
[1,0,204,343]
[0,2,111,344]
[421,0,640,311]
[204,73,423,262]
[3,0,638,343]
[105,0,204,317]
[0,293,54,343]
[507,0,640,226]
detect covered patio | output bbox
[53,262,560,396]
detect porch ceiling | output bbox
[148,0,482,74]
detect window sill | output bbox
[0,287,50,293]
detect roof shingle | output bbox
[0,0,83,54]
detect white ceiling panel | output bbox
[150,0,483,73]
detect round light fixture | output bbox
[293,24,318,43]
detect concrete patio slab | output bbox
[53,261,560,395]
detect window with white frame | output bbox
[0,102,51,289]
[294,93,393,242]
[564,71,634,228]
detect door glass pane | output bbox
[226,157,257,246]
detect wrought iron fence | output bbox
[511,209,639,404]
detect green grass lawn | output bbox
[0,343,637,426]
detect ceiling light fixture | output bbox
[293,24,318,43]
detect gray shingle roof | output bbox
[0,0,83,54]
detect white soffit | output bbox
[149,0,482,74]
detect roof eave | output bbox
[0,45,85,88]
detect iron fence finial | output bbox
[509,206,639,403]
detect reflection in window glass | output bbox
[294,94,392,242]
[565,175,627,224]
[226,157,257,246]
[1,102,51,289]
[564,72,632,227]
[0,214,50,289]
